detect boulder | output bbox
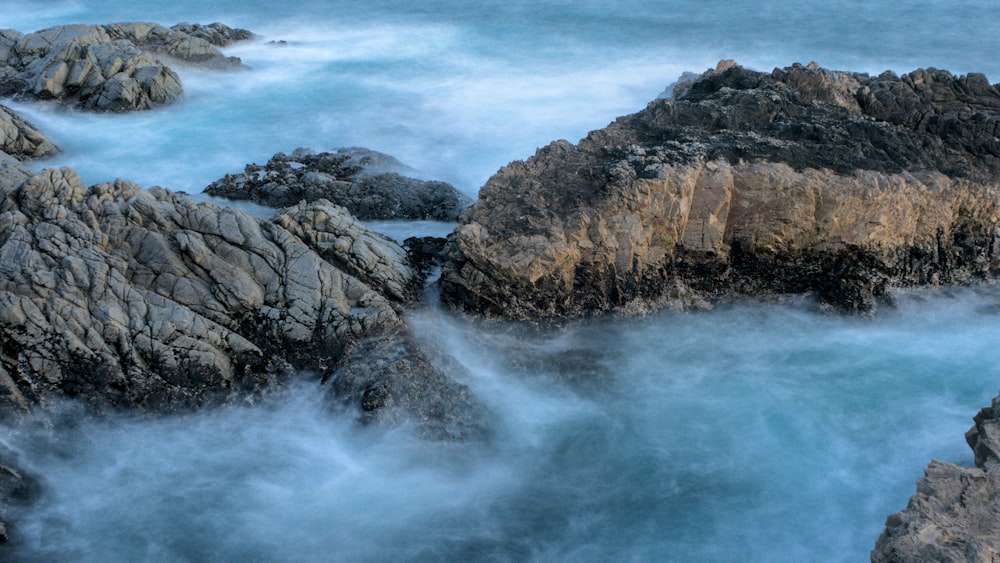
[440,62,1000,318]
[204,148,472,221]
[0,105,57,160]
[872,394,1000,562]
[0,22,248,111]
[0,166,420,420]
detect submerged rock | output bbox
[0,105,57,160]
[204,148,472,221]
[0,22,248,111]
[441,61,1000,318]
[872,394,1000,562]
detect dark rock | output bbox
[403,236,449,278]
[324,328,491,441]
[440,61,1000,318]
[169,22,254,47]
[203,148,472,221]
[0,443,39,545]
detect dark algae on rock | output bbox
[440,61,1000,318]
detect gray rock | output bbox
[440,62,1000,318]
[169,22,255,47]
[204,148,472,221]
[872,393,1000,562]
[0,166,416,417]
[0,22,248,111]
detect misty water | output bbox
[4,0,1000,561]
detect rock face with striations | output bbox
[0,161,422,421]
[0,22,250,111]
[0,104,57,160]
[440,62,1000,318]
[204,148,472,221]
[872,392,1000,562]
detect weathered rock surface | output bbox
[0,105,57,160]
[441,62,1000,318]
[0,166,421,420]
[0,22,248,111]
[872,393,1000,562]
[204,148,472,221]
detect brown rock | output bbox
[441,62,1000,318]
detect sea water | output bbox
[3,1,1000,561]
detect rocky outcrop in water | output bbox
[0,163,420,420]
[168,22,255,48]
[440,62,1000,318]
[204,148,472,221]
[326,328,490,441]
[872,393,1000,561]
[0,105,56,160]
[0,22,249,111]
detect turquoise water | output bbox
[4,1,1000,561]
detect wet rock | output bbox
[0,105,57,160]
[872,393,1000,562]
[441,62,1000,318]
[325,328,490,441]
[0,166,416,417]
[204,148,472,221]
[0,22,248,111]
[0,443,39,545]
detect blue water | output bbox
[4,1,1000,561]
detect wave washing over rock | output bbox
[441,61,1000,318]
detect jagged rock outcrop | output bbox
[0,105,57,160]
[204,148,472,221]
[169,22,255,47]
[441,62,1000,318]
[872,394,1000,561]
[0,166,421,420]
[0,22,248,111]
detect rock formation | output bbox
[0,105,57,160]
[168,22,255,47]
[204,147,472,221]
[0,160,424,419]
[872,393,1000,561]
[440,62,1000,318]
[325,328,490,441]
[0,22,250,111]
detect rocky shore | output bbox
[1,31,999,555]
